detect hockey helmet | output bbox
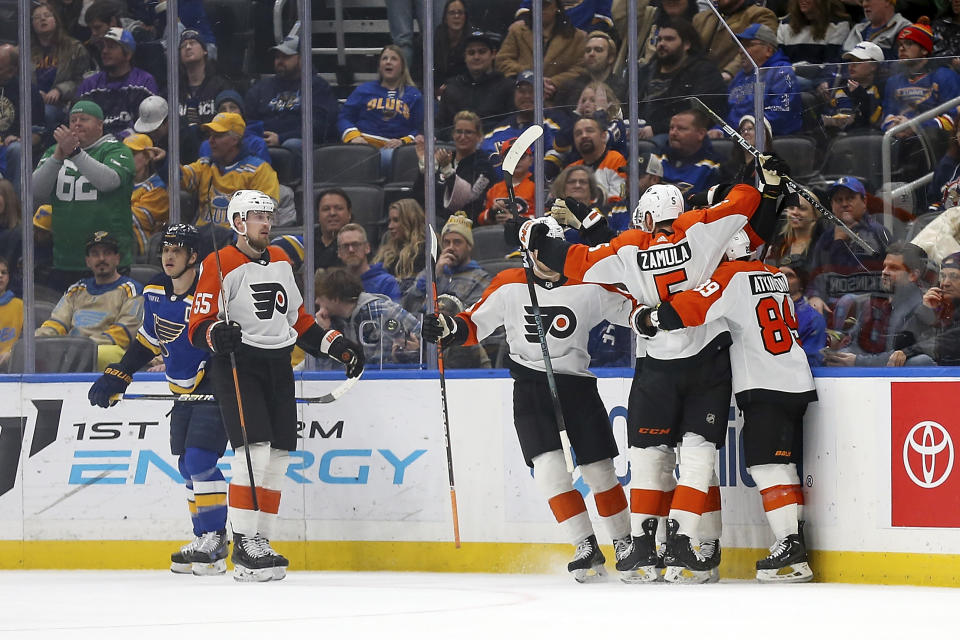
[724,228,752,261]
[161,223,200,255]
[227,189,275,235]
[633,184,684,232]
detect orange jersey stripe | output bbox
[256,487,282,514]
[760,484,804,512]
[548,489,588,523]
[704,485,721,512]
[593,484,628,517]
[659,489,675,517]
[670,485,708,515]
[228,483,256,510]
[630,488,664,516]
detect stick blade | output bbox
[428,224,440,262]
[502,124,544,175]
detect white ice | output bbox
[0,571,954,639]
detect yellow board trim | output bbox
[0,541,958,587]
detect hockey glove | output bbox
[88,365,133,408]
[630,305,660,338]
[207,320,243,354]
[320,330,365,378]
[551,197,605,231]
[422,313,457,345]
[758,154,790,189]
[518,217,563,252]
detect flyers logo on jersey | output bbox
[250,283,288,319]
[523,305,577,343]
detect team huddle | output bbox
[424,154,816,584]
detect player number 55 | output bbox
[193,292,213,315]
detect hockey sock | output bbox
[257,448,290,540]
[181,447,227,534]
[532,450,593,545]
[669,433,717,541]
[228,443,270,536]
[628,445,675,536]
[748,463,803,539]
[699,473,722,542]
[177,456,201,536]
[580,458,629,542]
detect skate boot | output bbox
[191,530,228,576]
[756,534,813,583]
[259,537,290,580]
[170,535,202,574]
[663,519,714,584]
[616,518,661,583]
[231,533,274,582]
[567,534,607,583]
[699,538,721,583]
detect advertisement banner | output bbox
[891,381,960,528]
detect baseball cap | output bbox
[202,112,246,136]
[102,27,136,54]
[70,100,103,121]
[464,30,501,50]
[638,152,663,177]
[134,95,168,133]
[272,35,300,56]
[179,29,207,50]
[85,230,120,254]
[942,252,960,271]
[842,41,884,62]
[123,133,154,152]
[736,23,777,48]
[33,205,52,232]
[828,176,867,198]
[516,70,535,86]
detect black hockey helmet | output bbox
[161,223,200,255]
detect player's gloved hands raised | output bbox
[320,330,365,378]
[88,365,133,408]
[422,313,457,345]
[518,216,563,252]
[630,305,660,338]
[550,198,585,229]
[758,154,790,189]
[207,320,243,354]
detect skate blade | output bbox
[272,566,287,581]
[664,565,713,584]
[619,565,661,584]
[232,565,273,583]
[756,562,813,583]
[170,562,193,575]
[191,558,227,576]
[571,564,608,584]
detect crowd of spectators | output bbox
[6,0,960,370]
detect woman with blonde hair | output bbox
[374,198,426,294]
[768,189,825,270]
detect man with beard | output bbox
[246,35,340,156]
[823,242,932,367]
[898,252,960,366]
[75,28,158,136]
[567,116,627,208]
[637,18,727,139]
[659,109,721,196]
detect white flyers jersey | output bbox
[664,260,817,403]
[189,245,315,351]
[460,268,636,377]
[561,184,763,360]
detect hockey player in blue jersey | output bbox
[88,224,230,576]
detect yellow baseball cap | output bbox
[123,133,154,152]
[202,112,245,136]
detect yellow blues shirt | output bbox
[180,154,280,228]
[0,291,23,354]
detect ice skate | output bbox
[231,533,274,582]
[191,530,228,576]
[616,518,661,583]
[259,537,290,580]
[699,538,721,583]
[567,534,607,583]
[756,534,813,583]
[170,535,202,574]
[663,519,714,584]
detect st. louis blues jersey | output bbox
[139,273,209,394]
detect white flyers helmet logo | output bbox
[902,421,954,489]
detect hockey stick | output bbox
[209,223,259,512]
[503,125,575,473]
[121,378,359,404]
[428,224,461,548]
[688,97,878,255]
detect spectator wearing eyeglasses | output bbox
[437,30,514,136]
[336,223,401,302]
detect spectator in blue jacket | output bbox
[660,109,722,196]
[337,223,402,302]
[245,34,339,164]
[717,23,803,137]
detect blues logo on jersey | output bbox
[139,274,210,393]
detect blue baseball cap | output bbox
[516,70,535,86]
[736,23,777,47]
[828,176,867,198]
[103,27,136,53]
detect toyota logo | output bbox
[902,421,955,489]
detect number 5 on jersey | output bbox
[194,292,214,315]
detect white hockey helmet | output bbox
[227,189,275,235]
[724,228,752,261]
[633,183,684,232]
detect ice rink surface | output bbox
[0,571,955,639]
